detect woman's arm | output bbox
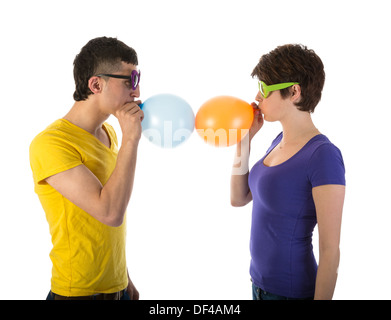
[312,184,345,300]
[230,139,253,207]
[230,105,263,207]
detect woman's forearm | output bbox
[230,138,252,207]
[314,248,340,300]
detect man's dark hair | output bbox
[73,37,138,101]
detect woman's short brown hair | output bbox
[251,44,325,113]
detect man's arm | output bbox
[126,269,139,300]
[313,184,345,300]
[46,102,143,227]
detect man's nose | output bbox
[131,85,140,98]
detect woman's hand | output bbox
[249,102,264,141]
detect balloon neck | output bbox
[139,103,144,110]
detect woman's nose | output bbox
[255,91,263,102]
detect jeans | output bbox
[46,290,130,300]
[252,283,313,300]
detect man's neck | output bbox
[63,100,110,136]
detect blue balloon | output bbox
[141,94,195,148]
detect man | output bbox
[29,37,143,300]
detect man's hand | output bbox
[115,100,144,143]
[127,273,139,300]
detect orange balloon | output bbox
[195,96,254,147]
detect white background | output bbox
[0,0,390,300]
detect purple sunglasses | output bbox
[96,69,141,90]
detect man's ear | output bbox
[290,84,301,103]
[88,76,103,94]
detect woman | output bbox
[231,44,345,300]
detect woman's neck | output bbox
[280,111,320,147]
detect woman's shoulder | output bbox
[307,134,342,155]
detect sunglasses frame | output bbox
[258,81,299,98]
[96,69,141,90]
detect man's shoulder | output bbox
[30,119,79,152]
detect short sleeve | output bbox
[103,122,119,153]
[307,143,346,188]
[29,132,82,185]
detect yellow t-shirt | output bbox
[29,119,127,296]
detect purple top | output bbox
[248,133,345,298]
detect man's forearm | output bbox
[99,139,139,226]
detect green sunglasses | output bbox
[258,81,299,98]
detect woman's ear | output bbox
[291,84,301,103]
[88,76,103,94]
